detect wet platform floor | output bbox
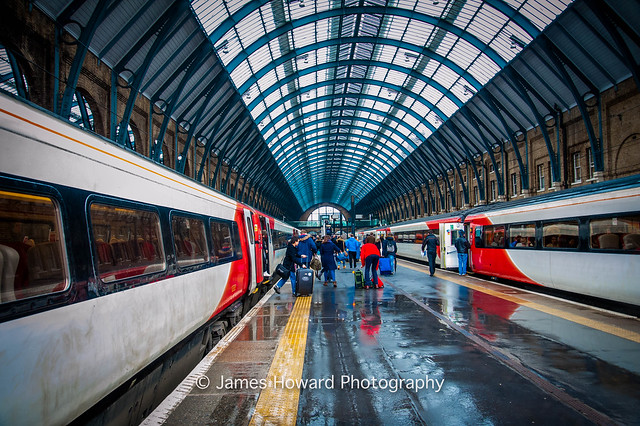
[143,260,640,425]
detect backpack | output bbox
[385,240,395,253]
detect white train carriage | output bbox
[0,92,295,425]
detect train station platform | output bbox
[142,260,640,425]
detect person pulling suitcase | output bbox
[273,235,307,295]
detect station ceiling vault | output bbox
[32,0,640,219]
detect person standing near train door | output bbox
[454,233,471,276]
[421,230,439,277]
[273,236,306,295]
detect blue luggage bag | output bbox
[379,257,393,275]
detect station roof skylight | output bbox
[191,0,572,209]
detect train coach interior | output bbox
[0,190,67,302]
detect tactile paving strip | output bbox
[250,295,312,425]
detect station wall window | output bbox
[507,223,535,248]
[537,164,545,191]
[543,221,579,248]
[572,152,581,183]
[587,147,595,180]
[172,215,209,268]
[89,203,165,283]
[511,173,518,196]
[0,190,67,302]
[483,225,505,248]
[590,215,640,251]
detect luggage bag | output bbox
[296,268,314,296]
[379,257,393,275]
[353,270,365,289]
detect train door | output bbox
[243,209,258,293]
[439,222,464,270]
[259,215,272,277]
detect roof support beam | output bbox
[59,0,113,119]
[504,68,561,184]
[476,92,529,191]
[112,1,189,154]
[585,0,640,92]
[541,36,604,173]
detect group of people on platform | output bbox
[273,228,471,294]
[272,230,399,293]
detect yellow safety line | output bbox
[400,261,640,343]
[250,295,312,425]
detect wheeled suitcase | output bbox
[378,257,393,275]
[296,268,314,296]
[353,270,365,289]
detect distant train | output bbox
[359,175,640,307]
[0,92,297,425]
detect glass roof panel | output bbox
[190,0,575,209]
[191,0,227,36]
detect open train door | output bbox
[243,209,258,293]
[258,215,273,277]
[439,222,464,270]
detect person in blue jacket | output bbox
[319,235,342,287]
[381,233,398,273]
[297,231,317,267]
[344,233,361,269]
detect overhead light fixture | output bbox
[463,85,476,96]
[509,34,526,50]
[404,52,419,62]
[217,40,229,54]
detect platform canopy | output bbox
[33,0,640,218]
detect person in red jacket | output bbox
[360,235,381,289]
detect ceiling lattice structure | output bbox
[29,0,640,217]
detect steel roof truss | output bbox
[504,67,561,183]
[476,91,529,190]
[59,0,113,119]
[541,36,604,172]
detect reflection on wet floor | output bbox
[299,262,640,425]
[154,261,640,425]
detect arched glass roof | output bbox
[191,0,571,209]
[28,0,640,218]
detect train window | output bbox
[272,229,291,249]
[171,215,209,268]
[590,216,640,251]
[508,224,535,248]
[474,226,484,248]
[231,222,243,259]
[483,225,506,248]
[0,190,67,302]
[210,220,242,262]
[89,204,165,283]
[543,221,579,249]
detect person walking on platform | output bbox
[360,235,381,289]
[381,233,398,273]
[319,235,342,287]
[336,234,347,269]
[421,230,439,277]
[273,236,306,295]
[297,231,317,267]
[454,233,471,276]
[344,233,361,269]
